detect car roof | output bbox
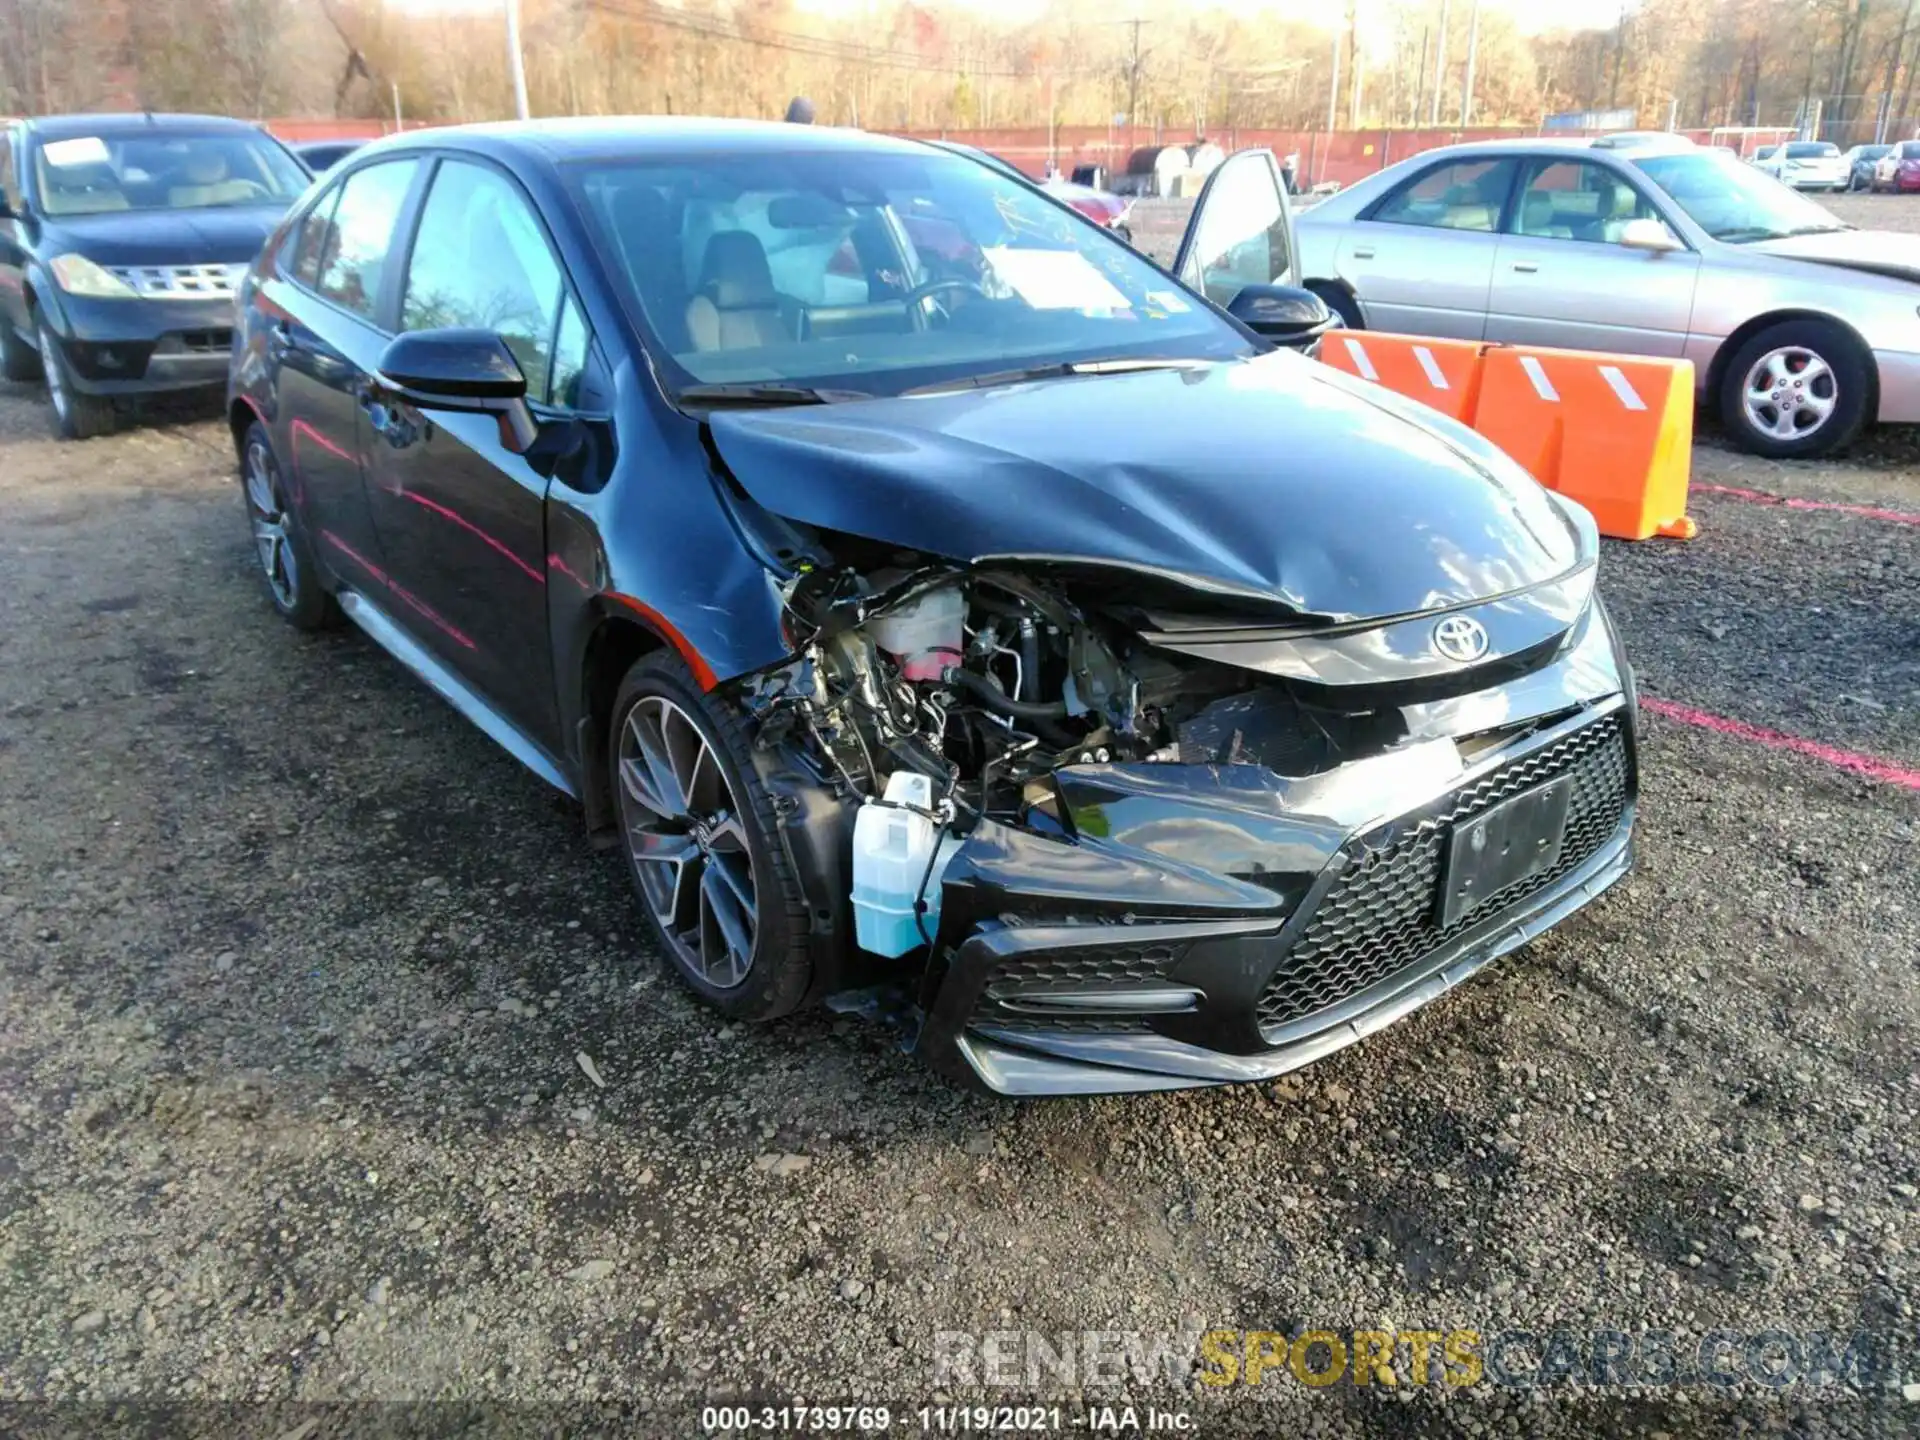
[22,112,269,139]
[357,116,939,167]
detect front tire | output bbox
[240,421,338,630]
[37,322,116,440]
[1718,319,1871,460]
[1307,281,1364,330]
[610,653,813,1021]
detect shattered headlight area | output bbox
[731,547,1637,1096]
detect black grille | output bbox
[1256,714,1630,1038]
[971,942,1185,1035]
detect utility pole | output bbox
[1459,0,1480,128]
[1431,0,1450,126]
[1327,14,1342,149]
[391,79,403,130]
[1608,0,1626,112]
[1124,18,1147,157]
[504,0,530,120]
[1349,7,1364,127]
[1413,26,1428,127]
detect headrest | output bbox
[699,231,776,310]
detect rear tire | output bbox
[36,322,116,440]
[1307,281,1364,330]
[1717,318,1871,460]
[0,317,41,382]
[609,652,814,1021]
[240,421,339,630]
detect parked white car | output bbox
[1755,141,1850,191]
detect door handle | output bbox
[1512,262,1539,273]
[1352,246,1376,260]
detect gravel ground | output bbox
[2,196,1918,1437]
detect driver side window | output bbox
[402,159,576,404]
[1511,160,1662,245]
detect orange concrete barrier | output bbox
[1319,332,1485,426]
[1472,345,1698,542]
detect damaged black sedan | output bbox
[228,119,1637,1095]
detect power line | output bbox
[581,0,1070,79]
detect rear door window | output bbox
[313,159,419,323]
[1371,158,1518,233]
[289,186,342,288]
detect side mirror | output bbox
[375,328,538,452]
[1226,284,1336,350]
[1618,218,1683,254]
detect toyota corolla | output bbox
[227,120,1637,1095]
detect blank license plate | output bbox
[1440,776,1573,926]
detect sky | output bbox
[391,0,1620,38]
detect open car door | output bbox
[1171,148,1332,349]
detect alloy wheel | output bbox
[243,436,300,609]
[1741,346,1837,442]
[616,695,758,989]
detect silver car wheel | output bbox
[38,329,69,423]
[617,695,758,990]
[243,437,299,608]
[1742,346,1837,442]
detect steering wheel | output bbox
[903,276,991,326]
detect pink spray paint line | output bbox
[1640,697,1920,792]
[1693,482,1920,527]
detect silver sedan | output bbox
[1296,137,1920,457]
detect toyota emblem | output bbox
[1432,615,1490,663]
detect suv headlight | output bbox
[48,253,138,299]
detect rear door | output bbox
[362,155,589,753]
[1336,156,1519,340]
[259,158,422,585]
[1484,157,1700,357]
[1170,148,1297,309]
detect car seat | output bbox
[685,232,796,352]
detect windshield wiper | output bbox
[902,356,1206,398]
[675,382,872,408]
[1710,226,1791,243]
[1785,222,1854,236]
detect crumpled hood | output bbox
[706,352,1584,625]
[1749,229,1920,285]
[41,204,286,267]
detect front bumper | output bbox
[39,292,236,397]
[916,694,1637,1096]
[1875,349,1920,424]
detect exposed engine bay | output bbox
[742,557,1408,829]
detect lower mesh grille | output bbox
[970,943,1185,1035]
[1256,713,1630,1038]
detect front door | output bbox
[1171,148,1298,310]
[1338,156,1520,340]
[1484,158,1701,357]
[363,156,587,754]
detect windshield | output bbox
[1633,150,1846,242]
[1783,142,1839,159]
[1901,143,1920,160]
[32,130,308,217]
[572,148,1250,398]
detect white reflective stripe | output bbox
[1412,345,1449,391]
[1342,337,1379,382]
[1519,355,1560,403]
[1599,364,1647,411]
